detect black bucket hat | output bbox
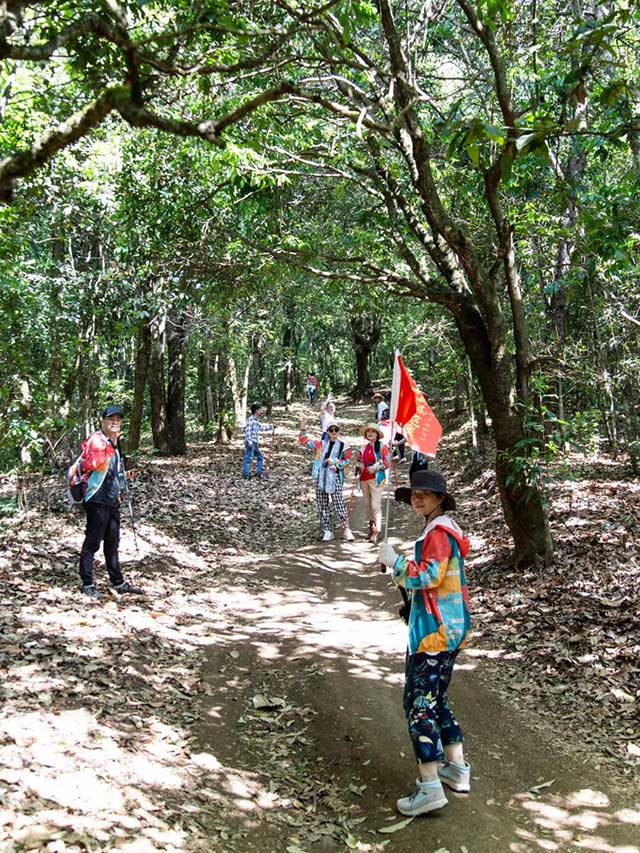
[395,469,456,512]
[102,404,124,418]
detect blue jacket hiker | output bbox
[243,402,274,480]
[378,469,472,818]
[298,417,354,543]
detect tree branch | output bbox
[0,81,298,203]
[0,87,119,203]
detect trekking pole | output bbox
[118,438,140,556]
[345,470,359,525]
[263,428,276,481]
[392,453,399,489]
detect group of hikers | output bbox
[244,392,432,545]
[71,386,472,820]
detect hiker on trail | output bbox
[355,423,390,544]
[319,396,338,439]
[372,392,389,423]
[409,450,432,478]
[392,424,408,464]
[298,417,354,542]
[78,405,143,600]
[307,372,318,404]
[243,402,274,480]
[377,470,471,817]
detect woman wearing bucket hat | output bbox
[355,423,390,543]
[378,469,471,817]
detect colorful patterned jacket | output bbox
[79,430,123,503]
[392,515,471,655]
[298,431,351,494]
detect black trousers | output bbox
[79,502,124,587]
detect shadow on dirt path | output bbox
[196,499,640,853]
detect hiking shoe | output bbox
[82,584,102,600]
[438,761,471,792]
[322,530,335,542]
[396,779,448,816]
[343,527,355,541]
[113,581,144,595]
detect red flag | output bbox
[389,352,442,457]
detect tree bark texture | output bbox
[166,312,187,455]
[149,310,169,454]
[128,319,151,452]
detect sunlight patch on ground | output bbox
[509,788,640,853]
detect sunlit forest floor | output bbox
[0,400,638,851]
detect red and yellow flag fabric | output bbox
[389,352,442,457]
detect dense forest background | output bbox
[1,0,639,565]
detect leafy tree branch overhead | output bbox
[0,0,318,201]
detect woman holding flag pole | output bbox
[377,353,472,817]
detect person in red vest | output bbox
[355,422,390,543]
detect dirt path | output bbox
[197,499,640,852]
[1,400,638,852]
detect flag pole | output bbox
[382,417,396,545]
[381,348,402,573]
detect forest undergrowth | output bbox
[445,420,640,786]
[0,400,638,852]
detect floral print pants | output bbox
[403,650,464,764]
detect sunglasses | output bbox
[327,427,339,433]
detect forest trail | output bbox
[1,399,638,852]
[196,500,640,853]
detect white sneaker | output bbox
[438,760,471,792]
[322,530,335,541]
[343,527,355,541]
[396,779,448,816]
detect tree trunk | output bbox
[213,350,229,444]
[354,348,372,393]
[350,313,381,395]
[166,312,187,455]
[198,348,215,429]
[282,323,294,407]
[281,295,296,406]
[128,319,151,452]
[229,350,251,428]
[454,306,553,567]
[149,310,169,453]
[466,358,478,452]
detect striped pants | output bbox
[316,483,348,532]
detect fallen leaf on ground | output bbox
[377,817,414,834]
[252,694,287,710]
[529,779,555,794]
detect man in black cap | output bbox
[77,405,143,600]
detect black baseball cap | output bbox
[102,404,124,418]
